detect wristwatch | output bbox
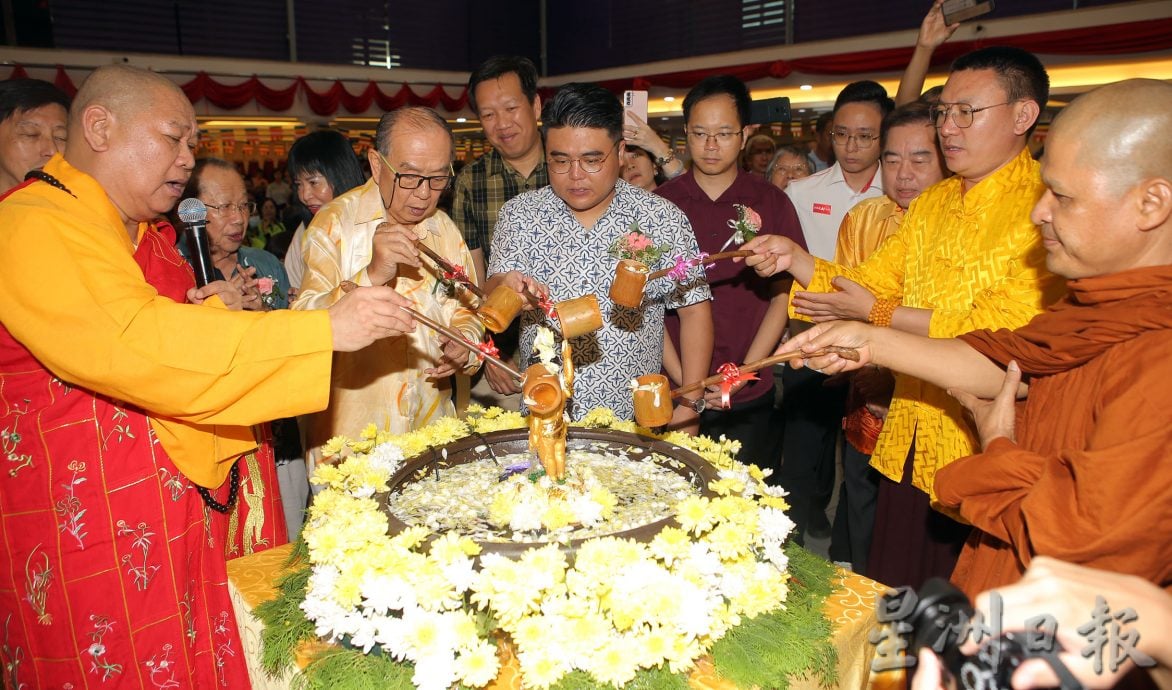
[687,397,707,413]
[655,151,676,167]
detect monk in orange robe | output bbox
[762,78,1172,603]
[0,65,415,688]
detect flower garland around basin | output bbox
[255,406,839,690]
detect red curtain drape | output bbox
[589,17,1172,92]
[9,16,1170,114]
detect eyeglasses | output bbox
[375,150,454,191]
[830,130,878,148]
[772,164,811,176]
[547,143,619,175]
[931,102,1013,129]
[686,129,744,146]
[204,200,256,217]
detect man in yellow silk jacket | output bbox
[293,107,484,472]
[744,47,1066,588]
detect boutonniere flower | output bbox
[256,276,278,308]
[719,204,763,252]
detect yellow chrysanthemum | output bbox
[587,637,640,687]
[518,649,569,689]
[675,495,715,535]
[456,640,500,687]
[428,532,481,563]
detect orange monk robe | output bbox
[935,265,1172,599]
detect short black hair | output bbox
[0,78,70,124]
[951,46,1049,110]
[815,112,834,132]
[541,83,623,142]
[467,55,539,116]
[287,130,365,199]
[833,80,895,120]
[880,100,935,149]
[682,75,752,128]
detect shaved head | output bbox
[69,64,186,135]
[1051,79,1172,195]
[1033,79,1172,279]
[66,64,199,234]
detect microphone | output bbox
[177,198,216,287]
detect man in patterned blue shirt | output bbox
[486,83,713,429]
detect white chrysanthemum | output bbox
[374,615,410,660]
[412,650,457,690]
[569,492,604,525]
[440,556,477,594]
[367,440,405,474]
[360,574,416,615]
[757,506,796,546]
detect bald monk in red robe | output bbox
[0,64,416,688]
[754,78,1172,601]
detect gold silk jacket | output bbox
[833,195,903,267]
[293,178,483,462]
[793,148,1066,499]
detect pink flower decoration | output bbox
[626,233,653,251]
[256,277,275,295]
[745,207,762,229]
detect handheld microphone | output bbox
[177,198,216,287]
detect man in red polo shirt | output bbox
[655,75,805,466]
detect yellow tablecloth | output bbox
[227,544,902,689]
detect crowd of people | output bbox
[0,0,1168,686]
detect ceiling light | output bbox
[799,84,813,91]
[663,96,675,102]
[456,117,467,123]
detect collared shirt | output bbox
[488,179,711,420]
[656,169,805,405]
[796,147,1066,499]
[785,162,884,260]
[293,178,484,455]
[452,147,549,258]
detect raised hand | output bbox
[367,222,421,286]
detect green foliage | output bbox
[547,666,689,690]
[709,543,839,689]
[293,648,415,690]
[254,559,314,677]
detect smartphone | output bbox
[942,0,995,25]
[749,96,791,125]
[623,90,649,125]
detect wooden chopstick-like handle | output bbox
[647,250,754,281]
[671,346,860,398]
[416,242,486,300]
[400,306,523,381]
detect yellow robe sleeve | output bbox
[0,182,333,486]
[790,215,909,322]
[923,224,1062,338]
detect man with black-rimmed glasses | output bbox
[486,83,713,428]
[294,106,484,471]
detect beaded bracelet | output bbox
[868,298,898,328]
